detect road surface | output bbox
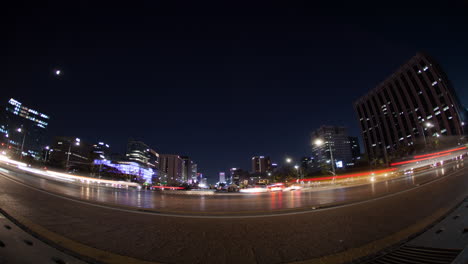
[0,159,467,263]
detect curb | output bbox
[0,207,159,264]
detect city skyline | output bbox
[2,2,467,180]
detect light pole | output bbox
[17,128,26,160]
[314,138,336,176]
[66,138,80,171]
[420,122,433,151]
[294,165,302,180]
[44,146,50,162]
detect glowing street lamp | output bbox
[314,138,336,175]
[421,122,433,149]
[66,138,81,171]
[16,127,26,160]
[285,158,292,164]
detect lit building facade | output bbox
[159,154,183,183]
[354,52,467,164]
[190,163,198,183]
[1,98,50,159]
[348,136,361,165]
[92,141,111,160]
[311,126,353,169]
[251,156,272,174]
[48,137,93,172]
[93,159,154,184]
[180,156,192,183]
[125,140,159,169]
[219,172,226,183]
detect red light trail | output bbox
[300,168,397,182]
[390,153,451,166]
[413,146,467,159]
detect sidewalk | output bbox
[361,197,468,263]
[0,210,86,264]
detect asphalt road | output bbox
[0,161,465,216]
[0,160,467,263]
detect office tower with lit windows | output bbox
[219,172,226,183]
[311,126,353,169]
[348,136,361,163]
[125,140,159,169]
[92,141,111,160]
[190,163,198,183]
[180,156,194,183]
[48,137,93,171]
[251,156,272,174]
[159,154,183,183]
[354,52,466,165]
[0,98,50,159]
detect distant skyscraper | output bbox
[191,163,198,183]
[311,126,353,169]
[347,136,361,166]
[354,52,467,164]
[1,98,50,159]
[180,156,193,183]
[219,172,226,183]
[125,140,159,168]
[159,154,183,183]
[251,156,272,174]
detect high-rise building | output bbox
[180,156,193,183]
[0,98,50,159]
[219,172,226,183]
[159,154,183,183]
[251,156,272,174]
[311,126,353,169]
[348,136,361,163]
[230,168,249,185]
[190,163,198,183]
[48,137,93,172]
[125,140,159,169]
[92,141,111,160]
[353,52,467,164]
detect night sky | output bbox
[2,1,467,182]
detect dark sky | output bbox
[2,1,468,182]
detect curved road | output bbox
[0,160,465,216]
[0,159,467,263]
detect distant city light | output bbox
[55,70,61,75]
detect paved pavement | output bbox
[0,211,85,264]
[0,160,467,263]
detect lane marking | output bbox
[0,163,466,219]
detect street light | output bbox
[285,158,292,164]
[294,165,302,180]
[66,138,81,171]
[314,138,336,176]
[44,146,50,162]
[16,128,26,160]
[420,122,433,150]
